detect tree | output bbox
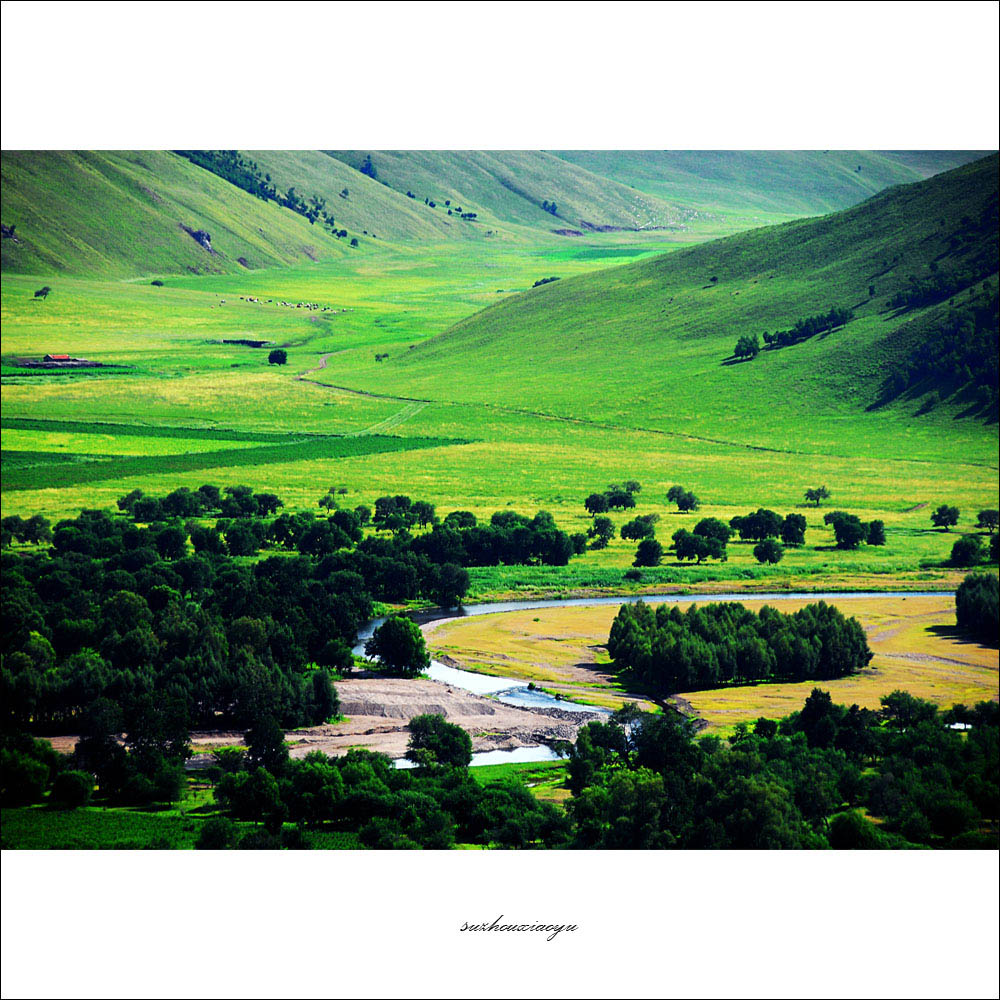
[675,490,699,512]
[406,713,472,767]
[365,615,429,676]
[955,573,998,645]
[976,510,999,534]
[780,513,807,547]
[931,505,960,531]
[633,537,663,567]
[950,534,984,567]
[584,492,610,515]
[866,519,886,546]
[824,511,866,549]
[33,286,51,299]
[753,538,784,564]
[733,333,760,360]
[268,349,288,365]
[587,516,615,549]
[805,486,830,507]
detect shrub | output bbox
[50,770,94,809]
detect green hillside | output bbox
[879,150,994,178]
[244,150,476,243]
[0,150,348,278]
[330,155,999,458]
[551,150,930,219]
[325,150,697,233]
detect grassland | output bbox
[427,595,999,731]
[469,759,571,807]
[2,156,996,598]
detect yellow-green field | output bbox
[427,596,999,729]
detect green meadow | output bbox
[2,155,996,598]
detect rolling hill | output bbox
[0,150,358,278]
[551,150,988,218]
[6,150,988,281]
[331,155,999,451]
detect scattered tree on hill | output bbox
[976,510,999,534]
[753,538,784,564]
[365,616,429,677]
[734,333,760,360]
[730,509,783,542]
[693,518,732,546]
[584,492,610,516]
[667,486,699,512]
[33,286,51,299]
[780,513,807,547]
[672,529,725,563]
[866,520,887,546]
[633,537,663,567]
[359,155,377,180]
[931,505,960,531]
[805,486,830,507]
[268,349,288,366]
[620,515,659,541]
[588,516,615,550]
[823,511,867,549]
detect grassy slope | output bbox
[551,150,924,218]
[879,150,995,178]
[325,150,697,231]
[0,150,347,278]
[244,150,477,244]
[331,155,998,463]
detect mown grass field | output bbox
[427,595,999,729]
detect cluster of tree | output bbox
[733,333,760,360]
[118,485,282,523]
[268,349,287,366]
[823,510,886,549]
[176,151,333,227]
[562,691,998,849]
[2,514,52,548]
[2,509,363,741]
[620,514,659,541]
[955,573,999,646]
[532,276,560,288]
[666,485,699,512]
[205,715,569,849]
[761,306,854,350]
[359,155,377,180]
[607,599,872,696]
[729,509,807,545]
[888,266,994,311]
[409,510,578,570]
[670,517,732,564]
[584,481,641,515]
[880,289,998,416]
[540,200,558,216]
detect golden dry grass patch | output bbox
[428,595,998,729]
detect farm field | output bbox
[426,594,1000,730]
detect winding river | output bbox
[355,590,955,768]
